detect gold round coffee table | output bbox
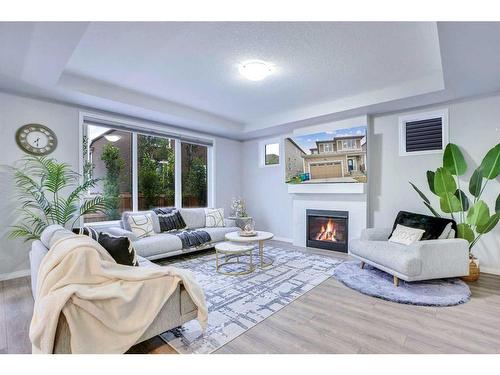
[215,242,255,276]
[225,231,274,268]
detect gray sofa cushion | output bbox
[122,211,161,234]
[40,225,74,249]
[179,208,207,229]
[203,226,240,242]
[350,239,422,277]
[132,233,183,258]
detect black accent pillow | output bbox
[389,211,457,241]
[153,207,187,232]
[73,228,139,266]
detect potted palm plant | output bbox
[410,143,500,281]
[8,155,109,241]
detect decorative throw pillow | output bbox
[389,211,457,241]
[438,222,453,239]
[127,214,154,239]
[98,233,139,267]
[388,224,426,246]
[73,228,139,266]
[153,207,187,232]
[205,208,225,228]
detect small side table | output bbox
[215,242,255,276]
[229,216,254,230]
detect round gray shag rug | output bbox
[333,261,471,306]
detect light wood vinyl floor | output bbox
[2,240,500,354]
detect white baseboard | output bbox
[0,269,30,281]
[480,267,500,276]
[272,236,293,243]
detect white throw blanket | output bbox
[30,234,208,354]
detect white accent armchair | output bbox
[349,228,470,286]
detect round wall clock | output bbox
[15,124,58,156]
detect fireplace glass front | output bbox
[306,209,348,252]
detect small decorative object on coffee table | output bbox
[238,222,256,237]
[215,242,255,276]
[229,215,254,230]
[225,231,274,268]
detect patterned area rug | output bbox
[159,246,342,353]
[333,261,471,306]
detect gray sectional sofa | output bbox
[29,225,199,353]
[103,208,240,260]
[29,208,238,352]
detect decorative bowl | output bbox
[238,230,257,237]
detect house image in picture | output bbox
[285,132,367,183]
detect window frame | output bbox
[79,112,215,225]
[259,137,281,168]
[323,143,333,152]
[398,108,449,157]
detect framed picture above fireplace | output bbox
[285,124,367,184]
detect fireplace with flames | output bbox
[306,209,348,252]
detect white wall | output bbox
[370,94,500,274]
[241,139,293,241]
[241,94,500,273]
[0,91,242,279]
[0,92,80,279]
[215,136,242,216]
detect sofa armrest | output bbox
[224,218,237,227]
[360,228,392,241]
[105,227,138,242]
[409,238,470,278]
[30,240,49,298]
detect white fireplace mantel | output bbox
[292,197,367,249]
[287,183,365,195]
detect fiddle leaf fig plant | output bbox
[410,142,500,251]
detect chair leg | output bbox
[360,261,365,269]
[393,275,399,287]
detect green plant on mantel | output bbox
[8,155,109,241]
[410,143,500,252]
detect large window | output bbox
[181,143,208,207]
[83,121,211,223]
[85,126,133,223]
[138,134,176,210]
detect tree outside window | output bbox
[181,143,208,207]
[138,135,175,209]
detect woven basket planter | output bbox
[461,257,480,282]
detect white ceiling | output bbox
[65,22,443,124]
[2,22,500,139]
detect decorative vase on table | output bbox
[231,197,247,218]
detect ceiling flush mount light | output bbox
[238,60,275,81]
[104,134,121,142]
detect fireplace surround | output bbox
[306,209,348,252]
